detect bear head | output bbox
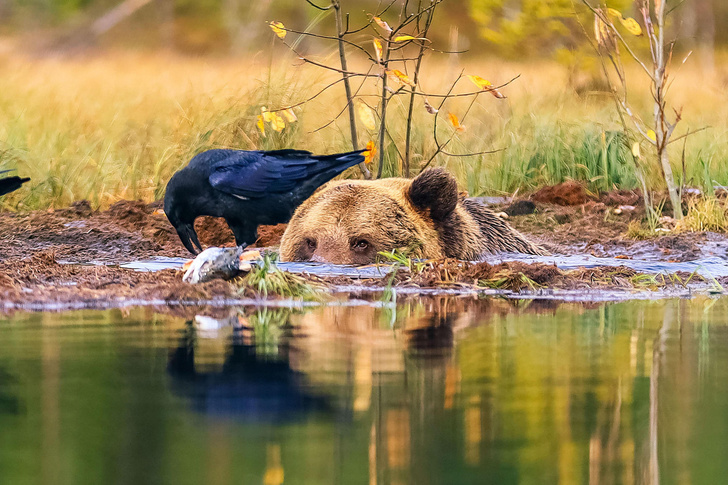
[279,168,462,264]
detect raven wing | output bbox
[208,149,362,199]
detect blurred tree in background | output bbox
[0,0,726,58]
[467,0,631,57]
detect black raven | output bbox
[164,148,365,254]
[0,170,30,197]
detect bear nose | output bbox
[309,253,329,264]
[311,244,351,265]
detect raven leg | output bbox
[227,221,257,247]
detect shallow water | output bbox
[1,297,727,484]
[121,252,728,279]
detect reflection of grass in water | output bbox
[248,308,292,355]
[1,54,728,210]
[236,252,324,300]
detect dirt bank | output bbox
[0,199,285,263]
[1,183,726,310]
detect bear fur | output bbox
[279,168,547,264]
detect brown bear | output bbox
[279,167,547,264]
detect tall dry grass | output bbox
[0,48,727,210]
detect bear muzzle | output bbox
[306,235,377,265]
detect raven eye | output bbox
[305,238,317,250]
[352,239,369,251]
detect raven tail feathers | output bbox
[0,176,30,197]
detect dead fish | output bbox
[194,314,246,337]
[613,205,636,215]
[183,247,262,284]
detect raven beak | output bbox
[176,224,203,255]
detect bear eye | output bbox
[352,239,370,251]
[305,238,317,250]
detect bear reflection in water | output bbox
[280,167,547,265]
[165,303,462,421]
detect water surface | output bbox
[120,253,728,279]
[1,296,727,485]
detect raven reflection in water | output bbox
[0,170,30,197]
[167,321,330,420]
[164,148,365,254]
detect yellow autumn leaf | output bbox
[373,16,392,33]
[282,108,297,123]
[620,17,642,36]
[467,75,505,98]
[647,129,657,141]
[257,115,266,136]
[393,35,430,42]
[447,112,459,128]
[269,21,286,39]
[387,69,416,88]
[362,141,376,165]
[467,74,492,90]
[270,112,285,132]
[631,142,641,158]
[263,466,284,485]
[394,70,415,87]
[357,102,376,130]
[261,106,273,123]
[424,98,438,114]
[606,8,622,19]
[373,38,382,63]
[385,70,401,87]
[447,113,466,132]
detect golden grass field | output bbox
[0,45,726,211]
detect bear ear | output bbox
[408,168,459,221]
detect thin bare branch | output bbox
[308,66,375,134]
[571,0,628,131]
[293,51,379,78]
[405,0,436,177]
[425,46,469,54]
[395,75,521,99]
[421,71,503,170]
[667,127,709,145]
[280,27,377,63]
[376,31,393,179]
[270,77,347,111]
[332,0,371,178]
[304,0,332,10]
[581,1,655,80]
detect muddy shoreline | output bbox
[1,187,727,311]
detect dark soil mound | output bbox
[532,181,589,206]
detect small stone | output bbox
[504,199,536,216]
[658,216,677,230]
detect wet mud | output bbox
[1,183,727,310]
